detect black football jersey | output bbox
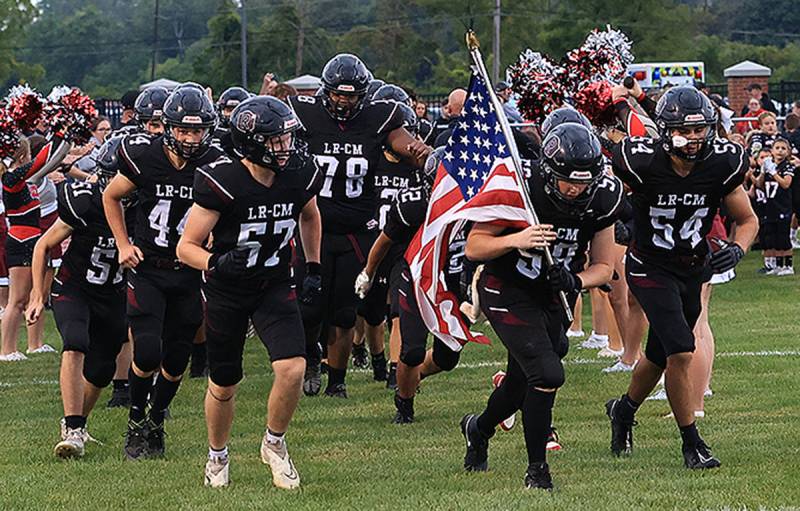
[57,182,127,291]
[118,134,222,259]
[194,155,322,280]
[487,170,623,291]
[762,160,795,220]
[370,153,414,231]
[610,136,747,263]
[288,95,405,234]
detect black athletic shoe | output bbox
[606,398,636,456]
[303,360,322,396]
[683,440,721,469]
[320,360,329,375]
[372,358,387,382]
[324,383,348,398]
[386,365,397,390]
[107,387,130,408]
[124,420,149,461]
[460,414,488,471]
[392,393,414,424]
[352,343,369,369]
[524,462,553,490]
[145,421,166,458]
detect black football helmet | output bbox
[321,53,371,121]
[540,122,604,216]
[654,85,717,161]
[396,103,419,136]
[162,84,217,159]
[417,146,444,196]
[372,84,411,106]
[216,86,252,127]
[366,79,385,99]
[94,135,125,190]
[541,106,592,136]
[229,96,309,173]
[134,86,169,128]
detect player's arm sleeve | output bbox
[301,159,324,204]
[595,180,625,231]
[116,139,145,186]
[382,198,414,243]
[376,102,406,138]
[193,167,232,212]
[722,145,749,196]
[57,184,93,228]
[608,139,644,190]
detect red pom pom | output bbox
[44,87,97,145]
[0,111,22,161]
[572,81,616,127]
[509,50,569,123]
[6,86,45,134]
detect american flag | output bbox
[405,72,532,350]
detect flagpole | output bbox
[465,30,574,323]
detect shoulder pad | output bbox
[58,182,99,228]
[360,100,404,135]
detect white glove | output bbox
[763,157,777,176]
[355,270,373,299]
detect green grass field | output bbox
[1,253,799,510]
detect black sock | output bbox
[388,361,397,374]
[371,352,386,369]
[777,256,785,267]
[112,379,129,392]
[618,393,640,422]
[394,393,414,414]
[679,421,701,448]
[128,368,153,423]
[191,342,207,365]
[328,367,346,387]
[521,389,556,465]
[787,255,793,268]
[149,373,181,425]
[64,415,86,430]
[477,376,524,438]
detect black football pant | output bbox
[475,270,572,467]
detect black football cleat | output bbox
[324,383,348,399]
[460,414,488,471]
[145,421,166,458]
[303,360,322,396]
[606,398,636,456]
[107,387,130,408]
[124,420,149,461]
[524,462,553,491]
[392,393,414,424]
[352,343,369,369]
[372,357,388,382]
[683,440,721,469]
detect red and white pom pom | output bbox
[572,81,616,127]
[565,26,634,90]
[509,50,569,123]
[44,87,97,144]
[5,85,45,134]
[1,110,22,161]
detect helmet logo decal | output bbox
[336,84,356,92]
[182,115,202,124]
[284,118,299,130]
[543,136,561,159]
[684,113,704,122]
[236,110,257,132]
[568,170,593,180]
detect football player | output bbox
[460,123,621,489]
[605,85,758,469]
[287,53,430,398]
[177,96,321,489]
[215,86,252,136]
[103,83,222,460]
[26,137,129,459]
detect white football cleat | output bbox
[204,457,230,488]
[580,333,609,349]
[776,267,795,276]
[55,427,86,459]
[602,359,636,374]
[26,344,57,355]
[0,351,28,362]
[260,436,300,490]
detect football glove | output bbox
[354,270,372,299]
[300,262,322,306]
[208,248,251,278]
[547,262,583,294]
[709,242,744,273]
[613,219,631,245]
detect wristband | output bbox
[306,262,321,275]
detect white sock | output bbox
[766,256,776,269]
[209,446,228,462]
[266,429,285,448]
[590,331,609,340]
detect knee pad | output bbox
[331,306,356,329]
[162,340,192,378]
[400,346,426,367]
[132,334,162,373]
[209,363,243,388]
[83,355,116,388]
[526,351,565,390]
[432,341,460,371]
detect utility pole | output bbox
[492,0,501,84]
[240,0,248,88]
[150,0,160,81]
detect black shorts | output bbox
[760,219,792,251]
[477,269,571,389]
[203,275,305,387]
[126,262,202,375]
[397,261,462,370]
[5,236,37,268]
[321,231,372,329]
[52,281,126,387]
[626,252,705,368]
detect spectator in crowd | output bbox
[755,138,794,275]
[791,100,800,119]
[748,111,780,152]
[740,83,777,116]
[434,88,467,147]
[69,116,112,181]
[782,113,800,151]
[415,99,428,121]
[736,98,765,135]
[119,90,139,127]
[494,81,523,123]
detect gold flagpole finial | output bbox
[466,30,480,50]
